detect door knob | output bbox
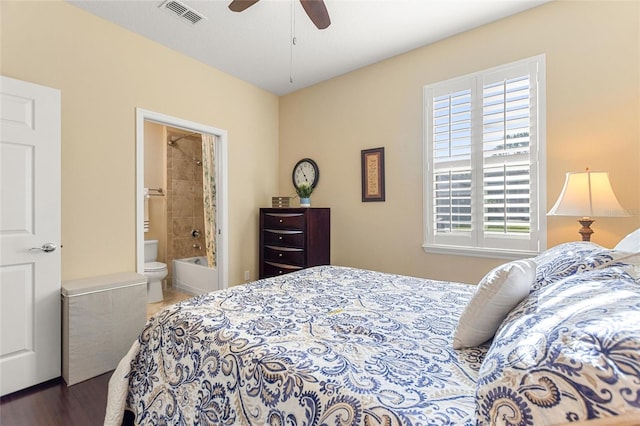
[30,243,57,253]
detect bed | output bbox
[105,233,640,426]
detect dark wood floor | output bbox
[0,371,113,426]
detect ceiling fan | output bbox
[229,0,331,30]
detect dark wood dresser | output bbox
[259,208,330,279]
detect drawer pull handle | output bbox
[279,219,283,223]
[279,236,283,240]
[278,270,283,274]
[278,253,282,257]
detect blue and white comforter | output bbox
[105,266,485,425]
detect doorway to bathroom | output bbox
[135,108,228,293]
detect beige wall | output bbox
[279,1,640,284]
[1,0,279,285]
[143,121,167,263]
[2,1,638,288]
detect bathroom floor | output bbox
[146,286,193,319]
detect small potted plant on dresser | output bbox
[296,182,313,207]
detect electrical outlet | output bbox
[244,270,250,282]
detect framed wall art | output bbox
[361,147,385,202]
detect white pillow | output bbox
[614,228,640,252]
[453,259,536,349]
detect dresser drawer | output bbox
[263,212,305,230]
[262,261,303,278]
[263,229,304,248]
[263,245,305,266]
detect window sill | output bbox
[422,244,539,260]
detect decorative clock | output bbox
[292,158,319,189]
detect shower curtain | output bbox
[201,134,216,268]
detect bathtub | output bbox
[172,256,219,295]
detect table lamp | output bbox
[547,169,629,241]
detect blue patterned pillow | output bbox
[533,242,629,291]
[475,267,640,425]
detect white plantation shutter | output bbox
[424,56,546,258]
[432,86,472,235]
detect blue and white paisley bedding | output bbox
[476,267,640,425]
[106,266,486,426]
[533,241,632,292]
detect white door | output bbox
[0,76,61,396]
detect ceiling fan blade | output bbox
[299,0,331,29]
[228,0,260,13]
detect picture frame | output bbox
[361,147,385,202]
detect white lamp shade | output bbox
[548,171,630,217]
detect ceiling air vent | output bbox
[159,0,205,25]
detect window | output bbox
[423,55,546,258]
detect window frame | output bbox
[422,55,547,259]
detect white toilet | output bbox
[144,240,167,303]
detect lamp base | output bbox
[577,218,594,242]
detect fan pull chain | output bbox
[290,0,296,83]
[290,36,297,84]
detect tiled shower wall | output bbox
[166,131,205,283]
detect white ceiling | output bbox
[67,0,549,96]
